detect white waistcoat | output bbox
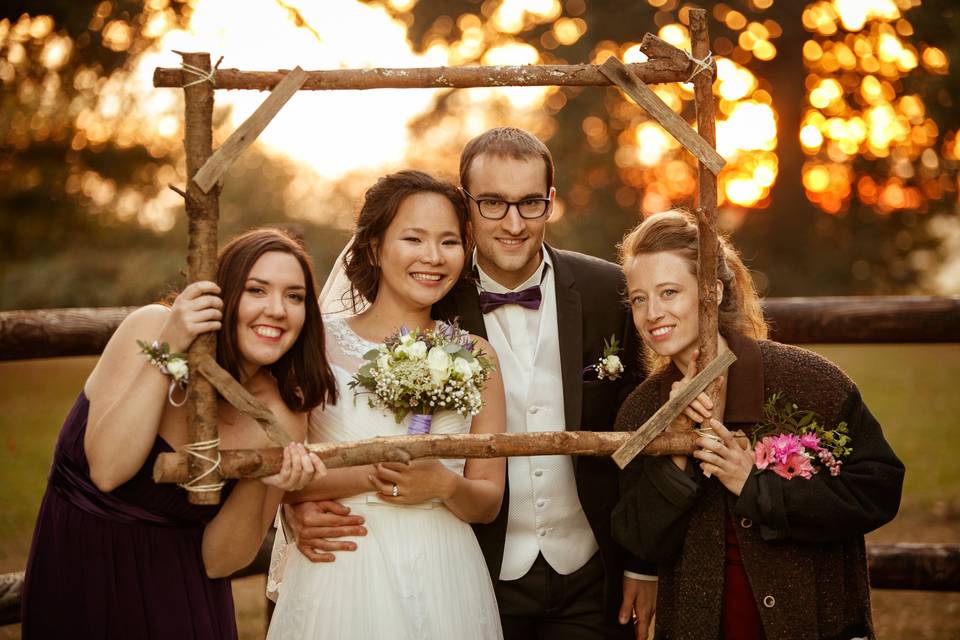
[477,257,599,580]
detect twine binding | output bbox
[179,438,225,493]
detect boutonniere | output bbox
[751,392,852,480]
[583,335,624,382]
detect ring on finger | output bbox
[391,483,399,497]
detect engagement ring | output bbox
[391,483,399,497]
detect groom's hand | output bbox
[620,576,656,639]
[287,500,367,563]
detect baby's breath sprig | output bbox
[348,321,495,427]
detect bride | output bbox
[267,170,506,639]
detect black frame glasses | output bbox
[461,188,551,220]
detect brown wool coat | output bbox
[612,333,904,640]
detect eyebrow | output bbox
[401,227,461,237]
[246,277,306,289]
[627,282,683,295]
[474,191,547,199]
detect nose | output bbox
[265,292,287,318]
[421,239,444,265]
[645,297,664,322]
[501,205,525,235]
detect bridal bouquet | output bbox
[751,392,852,480]
[348,323,495,434]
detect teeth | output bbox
[411,273,442,281]
[499,238,523,245]
[254,326,281,338]
[651,326,672,337]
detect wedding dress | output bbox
[266,317,503,639]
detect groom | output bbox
[437,127,655,639]
[289,128,657,638]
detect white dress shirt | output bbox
[475,250,599,579]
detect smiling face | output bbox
[235,251,307,378]
[375,190,466,310]
[466,152,554,289]
[625,250,701,368]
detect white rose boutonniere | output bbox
[585,335,624,381]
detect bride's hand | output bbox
[262,443,326,492]
[369,460,456,505]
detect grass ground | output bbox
[2,346,958,638]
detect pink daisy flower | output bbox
[771,452,815,480]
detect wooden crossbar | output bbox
[153,60,694,91]
[152,430,720,482]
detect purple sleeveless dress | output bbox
[21,392,238,639]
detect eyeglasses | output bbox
[462,188,551,220]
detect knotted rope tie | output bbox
[179,438,226,493]
[684,50,714,83]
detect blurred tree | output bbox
[372,0,959,295]
[0,1,350,309]
[0,1,191,307]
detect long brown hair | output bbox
[216,228,336,411]
[344,170,467,309]
[618,209,767,370]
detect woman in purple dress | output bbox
[21,228,337,639]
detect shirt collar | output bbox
[659,331,765,425]
[473,247,551,295]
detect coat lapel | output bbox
[548,246,583,431]
[435,276,487,340]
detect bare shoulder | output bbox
[469,334,500,365]
[113,304,170,337]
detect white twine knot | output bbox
[179,438,226,493]
[684,50,714,83]
[181,62,215,88]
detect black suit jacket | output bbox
[433,245,650,623]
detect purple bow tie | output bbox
[478,286,542,314]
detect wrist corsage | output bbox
[138,339,190,406]
[751,392,851,480]
[584,335,624,381]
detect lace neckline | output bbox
[327,317,380,360]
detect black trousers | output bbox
[495,552,632,640]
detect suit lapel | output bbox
[435,277,487,340]
[548,246,583,431]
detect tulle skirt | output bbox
[267,495,502,640]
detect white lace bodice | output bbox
[312,317,472,472]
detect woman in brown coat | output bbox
[611,210,904,640]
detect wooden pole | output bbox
[153,430,712,482]
[153,61,694,91]
[689,9,722,395]
[181,52,222,504]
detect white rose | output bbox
[408,341,428,360]
[469,358,482,374]
[166,358,189,382]
[452,357,473,380]
[396,340,426,360]
[400,332,414,345]
[604,355,623,375]
[427,346,452,383]
[377,354,391,371]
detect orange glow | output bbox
[799,0,950,214]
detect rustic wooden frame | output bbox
[155,9,728,494]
